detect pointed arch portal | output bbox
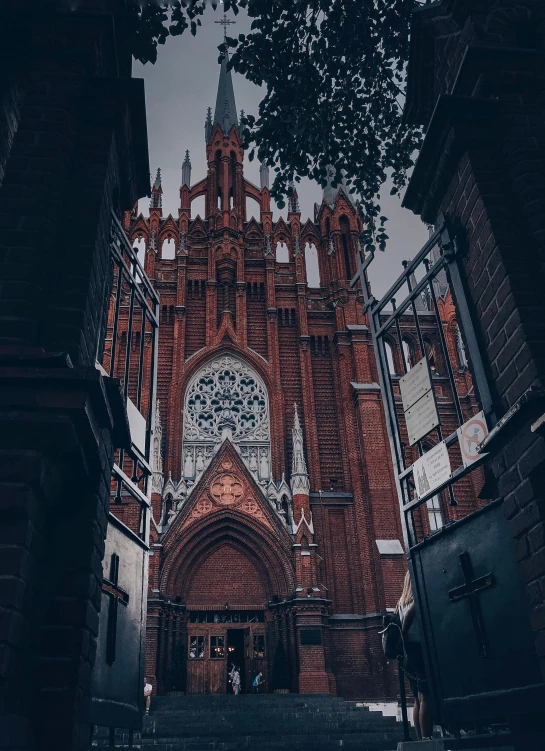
[159,441,295,695]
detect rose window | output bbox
[182,354,271,489]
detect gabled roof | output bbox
[244,217,264,239]
[163,439,291,542]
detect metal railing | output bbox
[352,214,496,549]
[101,211,160,540]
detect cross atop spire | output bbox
[215,12,236,42]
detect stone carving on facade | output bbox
[294,235,301,255]
[266,474,293,526]
[327,236,335,255]
[264,234,273,256]
[179,232,187,255]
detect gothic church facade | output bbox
[121,54,477,698]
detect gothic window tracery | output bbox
[182,354,271,489]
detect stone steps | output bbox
[135,695,409,751]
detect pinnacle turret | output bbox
[288,184,300,213]
[204,107,213,143]
[291,404,310,495]
[323,166,355,207]
[181,150,191,188]
[150,168,163,209]
[260,163,270,190]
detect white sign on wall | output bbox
[399,357,433,412]
[399,356,440,446]
[405,391,441,447]
[413,441,451,499]
[457,411,489,468]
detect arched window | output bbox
[424,337,439,374]
[182,353,271,487]
[385,341,396,375]
[276,240,289,263]
[162,237,175,260]
[340,216,352,280]
[305,242,320,287]
[132,235,146,266]
[191,194,205,219]
[402,339,414,371]
[280,495,290,523]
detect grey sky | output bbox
[133,8,428,298]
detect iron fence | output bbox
[352,212,496,548]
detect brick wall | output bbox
[186,545,267,608]
[0,5,148,748]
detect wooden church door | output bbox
[245,627,267,692]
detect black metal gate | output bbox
[352,214,541,731]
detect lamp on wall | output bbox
[224,602,229,610]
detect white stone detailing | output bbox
[151,400,164,495]
[160,473,188,528]
[182,353,271,490]
[266,473,293,526]
[290,403,310,495]
[292,507,314,536]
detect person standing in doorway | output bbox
[144,677,153,716]
[231,665,241,695]
[252,672,264,694]
[397,572,432,740]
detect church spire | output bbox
[213,50,238,137]
[291,404,310,495]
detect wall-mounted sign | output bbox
[399,357,433,412]
[413,441,451,499]
[405,391,440,447]
[399,356,440,446]
[457,411,488,468]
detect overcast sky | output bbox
[133,8,428,298]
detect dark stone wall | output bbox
[0,4,149,749]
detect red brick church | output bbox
[120,53,480,699]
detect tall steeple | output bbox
[291,404,310,495]
[213,50,239,136]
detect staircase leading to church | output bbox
[141,694,409,750]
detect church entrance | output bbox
[186,610,267,695]
[226,629,244,692]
